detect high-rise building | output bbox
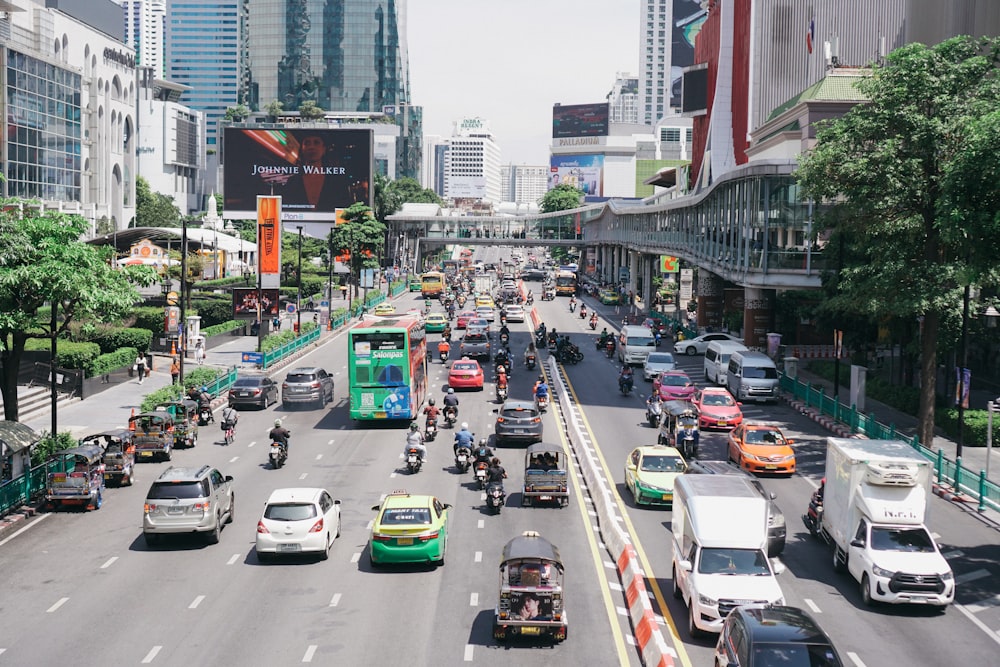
[443,118,502,204]
[122,0,166,77]
[608,72,640,124]
[639,0,707,125]
[501,165,548,205]
[165,0,249,147]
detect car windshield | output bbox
[285,373,316,383]
[502,407,537,419]
[626,337,655,347]
[870,526,936,552]
[453,363,478,371]
[698,548,771,575]
[745,429,785,445]
[744,366,778,379]
[464,335,487,343]
[264,502,318,521]
[381,508,432,525]
[234,378,263,387]
[701,393,735,406]
[663,375,691,387]
[647,354,674,365]
[640,455,684,472]
[147,480,209,500]
[752,644,842,667]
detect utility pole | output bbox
[179,219,188,386]
[296,226,303,333]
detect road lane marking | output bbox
[46,598,69,613]
[942,550,964,559]
[616,606,628,616]
[316,454,323,461]
[141,646,162,664]
[608,582,623,591]
[470,593,479,606]
[603,560,615,569]
[626,634,637,645]
[953,601,1000,647]
[965,594,1000,613]
[366,519,374,530]
[330,593,342,607]
[100,557,118,569]
[351,552,361,563]
[479,492,486,501]
[957,569,990,584]
[477,519,484,529]
[847,652,867,667]
[389,472,398,478]
[229,456,239,463]
[930,532,941,540]
[299,473,308,480]
[248,441,256,448]
[464,645,474,662]
[302,645,318,662]
[189,595,205,609]
[803,598,821,613]
[227,554,240,565]
[0,512,51,547]
[474,551,482,563]
[328,439,335,445]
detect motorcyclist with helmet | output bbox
[423,398,440,429]
[533,374,549,400]
[619,365,635,393]
[453,422,475,455]
[437,338,451,363]
[472,438,494,467]
[269,419,291,456]
[403,422,427,461]
[443,387,460,422]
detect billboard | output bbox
[448,175,486,199]
[552,103,609,139]
[257,195,281,289]
[223,128,373,220]
[672,0,709,108]
[548,155,604,196]
[233,288,281,320]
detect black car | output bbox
[522,268,547,281]
[227,375,279,409]
[715,605,843,667]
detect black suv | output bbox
[686,460,786,556]
[715,605,843,667]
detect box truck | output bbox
[819,438,954,607]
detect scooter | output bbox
[496,384,508,402]
[425,418,438,442]
[486,482,506,514]
[406,448,422,474]
[646,401,663,428]
[802,482,825,538]
[443,406,458,428]
[269,442,287,469]
[474,461,489,489]
[535,394,549,413]
[198,406,214,426]
[525,353,536,370]
[589,316,598,330]
[579,306,587,319]
[438,348,449,363]
[535,330,547,348]
[454,446,472,473]
[619,376,634,396]
[500,332,510,346]
[526,293,534,305]
[605,341,616,359]
[569,301,576,313]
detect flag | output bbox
[806,18,815,54]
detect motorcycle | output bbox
[406,448,422,474]
[500,332,510,346]
[474,461,489,489]
[443,406,458,428]
[547,332,558,348]
[654,331,662,347]
[526,293,534,305]
[589,316,598,330]
[425,418,438,442]
[486,482,506,514]
[802,483,825,537]
[569,301,576,313]
[439,348,449,363]
[424,301,432,314]
[495,358,512,377]
[535,330,547,348]
[619,375,634,396]
[579,306,587,319]
[535,394,549,413]
[605,341,616,359]
[454,445,472,473]
[557,347,583,365]
[646,401,663,428]
[198,406,214,426]
[496,384,508,402]
[269,442,287,469]
[525,353,536,370]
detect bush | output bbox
[140,367,229,411]
[131,306,166,334]
[260,321,318,352]
[194,276,245,289]
[189,296,233,328]
[95,327,153,354]
[85,347,137,378]
[33,430,78,462]
[201,320,243,338]
[25,339,101,370]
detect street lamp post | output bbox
[957,282,971,459]
[296,226,303,334]
[327,232,334,329]
[179,218,188,387]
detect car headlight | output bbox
[769,512,785,528]
[871,565,895,578]
[698,593,717,607]
[941,570,954,581]
[638,480,669,493]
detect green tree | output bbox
[796,36,1000,447]
[386,176,443,205]
[539,183,584,214]
[298,100,325,121]
[264,99,284,122]
[0,206,158,420]
[374,172,403,222]
[224,104,250,122]
[329,203,386,298]
[134,176,181,228]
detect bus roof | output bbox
[353,313,424,332]
[421,270,444,277]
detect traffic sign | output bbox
[286,303,296,314]
[320,300,329,307]
[242,352,263,364]
[166,291,179,306]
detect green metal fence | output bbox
[1,457,79,517]
[205,366,239,397]
[779,372,1000,513]
[262,326,321,369]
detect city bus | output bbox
[554,270,577,296]
[421,271,446,299]
[348,314,427,421]
[442,259,460,277]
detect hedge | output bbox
[260,321,318,352]
[201,320,243,338]
[25,339,101,370]
[140,367,229,412]
[131,306,166,334]
[94,327,153,354]
[33,430,77,462]
[189,296,233,328]
[193,276,245,289]
[85,346,137,378]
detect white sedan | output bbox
[476,305,496,322]
[504,305,525,322]
[673,333,743,356]
[255,488,341,561]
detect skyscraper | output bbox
[607,72,639,124]
[444,118,502,204]
[122,0,166,77]
[639,0,707,124]
[165,0,249,147]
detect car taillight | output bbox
[496,417,504,423]
[253,388,262,395]
[281,383,289,390]
[144,503,156,513]
[257,520,269,534]
[192,502,210,511]
[532,418,541,423]
[418,531,439,542]
[372,533,391,542]
[309,518,324,533]
[228,390,235,397]
[310,382,321,389]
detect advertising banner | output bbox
[233,288,280,320]
[552,103,609,138]
[509,590,555,621]
[659,256,679,273]
[548,155,604,196]
[224,128,373,220]
[672,0,709,108]
[257,196,281,289]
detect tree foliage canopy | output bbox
[796,36,1000,445]
[386,176,443,205]
[134,176,181,228]
[329,203,386,284]
[540,184,584,214]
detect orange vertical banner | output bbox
[257,195,281,278]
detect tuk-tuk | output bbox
[493,530,568,643]
[78,429,135,487]
[155,398,199,448]
[657,400,700,458]
[522,443,569,507]
[129,410,175,462]
[45,445,106,511]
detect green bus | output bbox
[348,313,428,421]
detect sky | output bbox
[406,0,641,166]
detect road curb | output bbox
[780,394,857,439]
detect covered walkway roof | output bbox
[88,227,257,254]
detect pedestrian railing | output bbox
[779,372,1000,513]
[261,326,321,369]
[0,457,78,517]
[204,366,239,397]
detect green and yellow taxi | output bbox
[373,302,396,316]
[424,312,448,333]
[408,277,422,292]
[369,491,450,566]
[475,294,495,309]
[598,289,620,305]
[624,445,687,506]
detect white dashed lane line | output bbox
[189,595,205,609]
[298,473,308,480]
[846,652,867,667]
[100,556,118,569]
[229,456,239,463]
[464,645,474,662]
[141,646,161,664]
[956,569,990,584]
[227,554,240,565]
[330,593,342,607]
[474,551,482,563]
[470,593,479,606]
[302,645,318,663]
[803,598,821,614]
[315,454,323,461]
[46,598,68,613]
[350,552,361,563]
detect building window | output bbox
[661,128,681,143]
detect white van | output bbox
[704,340,748,385]
[618,325,656,365]
[726,351,779,403]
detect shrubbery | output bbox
[25,339,101,370]
[94,327,152,354]
[201,320,243,337]
[131,306,167,334]
[33,430,77,462]
[261,321,318,352]
[140,367,230,411]
[85,347,137,378]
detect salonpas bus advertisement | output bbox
[351,340,412,419]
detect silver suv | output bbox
[143,465,235,546]
[282,366,335,409]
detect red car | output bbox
[456,310,477,329]
[656,371,695,401]
[448,359,484,390]
[693,387,743,429]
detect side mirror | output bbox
[334,499,342,505]
[371,504,381,512]
[492,409,499,414]
[769,492,777,500]
[225,475,234,482]
[772,560,786,575]
[443,503,452,510]
[850,539,865,548]
[678,560,693,572]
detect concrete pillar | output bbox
[629,252,639,305]
[742,287,776,349]
[696,271,724,330]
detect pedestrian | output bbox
[194,340,205,365]
[170,357,180,385]
[134,353,147,384]
[272,315,281,331]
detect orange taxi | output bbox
[727,421,795,476]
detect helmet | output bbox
[498,366,506,375]
[274,419,282,427]
[429,398,436,406]
[461,422,469,430]
[410,422,419,431]
[538,375,544,381]
[447,388,455,394]
[479,438,488,447]
[201,386,208,392]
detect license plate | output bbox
[765,465,777,470]
[104,474,112,480]
[717,421,727,426]
[514,429,525,434]
[540,495,552,501]
[277,543,300,552]
[240,392,251,397]
[140,451,153,457]
[662,494,672,501]
[520,627,541,636]
[458,455,467,463]
[168,507,185,515]
[396,537,414,546]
